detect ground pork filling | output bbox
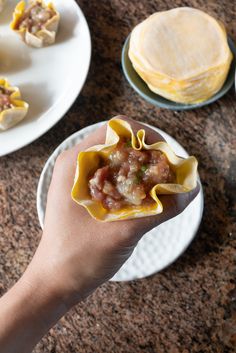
[0,86,13,112]
[89,139,175,210]
[18,2,55,34]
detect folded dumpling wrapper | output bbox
[129,7,233,104]
[0,78,29,131]
[72,117,198,222]
[11,0,60,48]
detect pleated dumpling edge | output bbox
[11,0,60,48]
[71,117,198,222]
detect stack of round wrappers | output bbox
[128,7,233,104]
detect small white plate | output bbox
[37,121,204,282]
[0,0,91,156]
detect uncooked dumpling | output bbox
[0,79,29,131]
[11,0,60,48]
[71,117,198,222]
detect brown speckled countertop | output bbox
[0,0,236,352]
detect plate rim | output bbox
[121,34,236,111]
[0,0,92,157]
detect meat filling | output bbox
[89,140,175,210]
[18,2,55,34]
[0,86,13,112]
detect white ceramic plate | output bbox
[37,121,204,282]
[0,0,91,156]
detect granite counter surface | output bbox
[0,0,236,352]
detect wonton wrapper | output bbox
[72,117,198,222]
[0,78,29,131]
[11,0,60,48]
[129,7,233,104]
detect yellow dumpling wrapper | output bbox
[0,78,29,131]
[71,117,198,222]
[129,7,233,104]
[11,0,60,48]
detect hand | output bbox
[0,117,199,353]
[27,116,199,307]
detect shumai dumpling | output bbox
[0,79,29,131]
[11,0,60,48]
[72,117,198,222]
[0,0,6,13]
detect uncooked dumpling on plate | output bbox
[71,117,198,222]
[11,0,60,48]
[0,79,29,131]
[129,7,233,104]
